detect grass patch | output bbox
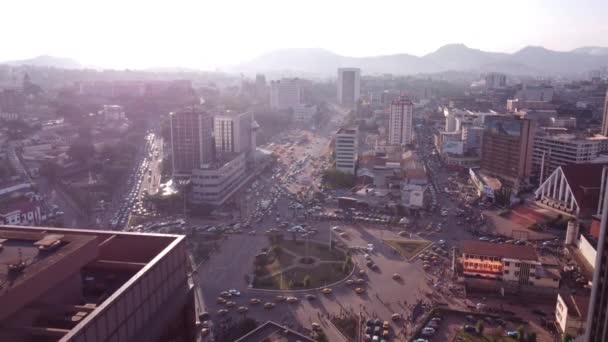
[281,240,346,262]
[264,250,296,276]
[256,263,353,290]
[384,239,432,260]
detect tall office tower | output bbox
[388,96,414,146]
[170,107,214,175]
[214,111,254,155]
[602,89,608,136]
[269,78,302,110]
[480,116,536,188]
[586,171,608,341]
[485,72,506,90]
[335,127,358,174]
[337,68,361,106]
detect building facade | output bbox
[293,104,317,123]
[170,107,214,176]
[190,153,247,205]
[388,96,414,146]
[214,111,254,156]
[602,89,608,137]
[269,78,302,111]
[555,293,588,338]
[485,72,506,90]
[337,68,361,107]
[480,116,536,188]
[335,127,358,174]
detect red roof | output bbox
[0,199,38,215]
[461,241,538,261]
[562,163,607,214]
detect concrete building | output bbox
[485,72,506,90]
[506,99,556,112]
[461,241,559,288]
[515,85,554,102]
[269,78,302,111]
[214,111,254,156]
[533,134,608,182]
[550,116,577,129]
[293,104,317,123]
[0,225,195,342]
[190,152,247,206]
[388,96,414,146]
[335,127,358,174]
[101,105,125,121]
[169,107,214,176]
[337,68,361,107]
[462,125,484,154]
[602,89,608,136]
[535,163,607,219]
[480,116,536,189]
[555,292,588,339]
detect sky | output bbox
[3,0,608,70]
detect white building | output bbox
[335,127,358,174]
[270,78,302,110]
[190,153,247,206]
[515,85,554,102]
[485,72,506,90]
[293,104,317,123]
[337,68,360,107]
[533,134,608,181]
[550,117,577,128]
[555,293,588,339]
[214,111,254,157]
[101,105,125,121]
[401,184,427,209]
[388,96,414,146]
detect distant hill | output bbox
[1,55,82,69]
[236,44,608,76]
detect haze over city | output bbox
[3,2,608,342]
[2,0,608,69]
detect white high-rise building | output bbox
[335,127,358,174]
[337,68,361,106]
[214,111,254,155]
[388,96,414,146]
[269,78,302,110]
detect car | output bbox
[355,278,365,284]
[463,325,476,333]
[201,328,210,336]
[355,287,365,294]
[421,327,435,336]
[286,296,299,303]
[392,273,401,280]
[217,309,228,316]
[264,302,275,309]
[225,301,236,308]
[250,298,261,305]
[274,295,286,302]
[426,321,439,329]
[413,339,428,342]
[305,294,317,300]
[228,289,241,296]
[216,297,227,305]
[321,287,332,295]
[346,279,355,286]
[507,331,519,338]
[198,312,210,321]
[382,321,390,329]
[237,306,249,313]
[220,291,231,298]
[359,269,366,276]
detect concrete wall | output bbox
[578,234,597,271]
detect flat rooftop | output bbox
[0,225,184,342]
[461,241,538,261]
[337,127,357,134]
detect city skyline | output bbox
[2,0,608,69]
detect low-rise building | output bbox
[101,105,126,121]
[293,104,317,123]
[191,152,247,206]
[555,292,589,338]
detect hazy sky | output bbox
[3,0,608,69]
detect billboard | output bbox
[442,141,464,155]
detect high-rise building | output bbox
[585,174,608,340]
[601,89,608,136]
[269,78,302,110]
[388,96,414,146]
[335,127,358,174]
[170,107,214,175]
[337,68,361,106]
[214,111,254,156]
[480,116,536,188]
[485,72,506,90]
[0,225,196,342]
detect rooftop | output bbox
[337,127,357,135]
[461,241,538,261]
[561,163,607,212]
[559,292,590,320]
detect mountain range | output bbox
[2,44,608,76]
[236,44,608,76]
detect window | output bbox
[504,261,510,266]
[515,271,519,276]
[515,263,521,267]
[504,270,509,274]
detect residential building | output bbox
[535,163,607,219]
[480,116,535,189]
[214,111,254,157]
[337,68,361,106]
[506,99,556,112]
[602,89,608,136]
[550,117,577,129]
[461,241,559,288]
[335,127,358,174]
[169,107,214,176]
[515,84,554,102]
[0,225,195,342]
[269,78,302,111]
[485,72,506,90]
[533,134,608,182]
[555,293,589,338]
[293,104,317,123]
[190,152,247,205]
[388,96,414,146]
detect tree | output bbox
[527,332,537,342]
[517,325,526,341]
[562,334,573,342]
[303,275,311,288]
[495,186,513,207]
[322,169,356,189]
